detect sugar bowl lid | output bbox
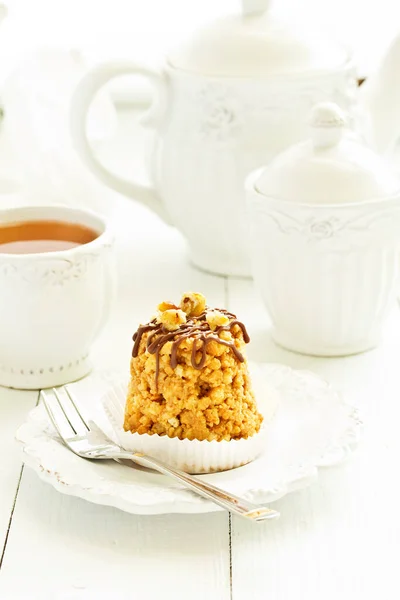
[167,0,348,78]
[254,103,400,204]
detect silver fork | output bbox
[40,386,280,522]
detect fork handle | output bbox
[115,451,279,521]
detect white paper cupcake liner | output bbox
[98,368,279,474]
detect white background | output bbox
[1,0,400,78]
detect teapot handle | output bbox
[70,60,171,224]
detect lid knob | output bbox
[241,0,271,16]
[309,102,347,149]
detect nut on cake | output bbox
[124,292,263,442]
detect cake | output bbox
[124,292,263,442]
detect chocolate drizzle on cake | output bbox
[132,309,250,387]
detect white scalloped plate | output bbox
[15,363,362,515]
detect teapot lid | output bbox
[167,0,348,78]
[254,102,400,204]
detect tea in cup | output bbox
[0,205,115,389]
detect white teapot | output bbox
[70,0,400,276]
[246,102,400,356]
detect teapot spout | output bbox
[358,32,400,156]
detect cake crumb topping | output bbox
[124,292,262,442]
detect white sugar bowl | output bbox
[246,102,400,356]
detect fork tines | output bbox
[40,386,90,443]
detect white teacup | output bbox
[0,205,115,389]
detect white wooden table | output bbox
[1,109,400,600]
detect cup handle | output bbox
[70,60,171,224]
